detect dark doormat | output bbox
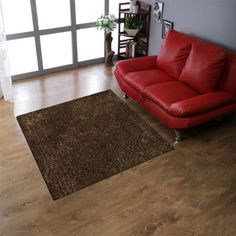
[17,90,173,200]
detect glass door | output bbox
[36,0,73,69]
[1,0,38,76]
[75,0,105,64]
[1,0,120,80]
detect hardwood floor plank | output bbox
[0,63,236,236]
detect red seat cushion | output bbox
[168,91,236,117]
[179,39,226,94]
[124,69,175,93]
[143,81,199,112]
[156,30,192,78]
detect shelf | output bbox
[118,53,146,60]
[119,31,147,38]
[118,1,151,60]
[120,9,149,15]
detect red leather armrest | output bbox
[115,56,157,76]
[168,91,236,117]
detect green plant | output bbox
[124,16,142,29]
[96,14,117,34]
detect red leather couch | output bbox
[114,30,236,140]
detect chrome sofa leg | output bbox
[123,93,129,99]
[174,129,183,142]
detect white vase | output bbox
[130,1,134,12]
[130,0,137,12]
[133,5,139,14]
[124,28,139,36]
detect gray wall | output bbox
[141,0,236,55]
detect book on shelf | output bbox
[125,40,137,58]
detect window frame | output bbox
[5,0,110,80]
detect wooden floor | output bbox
[0,63,236,236]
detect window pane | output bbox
[77,28,104,62]
[36,0,71,30]
[7,38,38,75]
[112,29,118,54]
[1,0,33,34]
[75,0,104,24]
[109,0,129,18]
[40,32,72,69]
[109,0,127,54]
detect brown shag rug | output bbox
[17,90,173,200]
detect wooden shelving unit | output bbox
[117,1,151,60]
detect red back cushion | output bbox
[156,30,191,78]
[217,53,236,94]
[179,38,226,94]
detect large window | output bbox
[2,0,123,80]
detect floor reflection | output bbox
[12,63,120,116]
